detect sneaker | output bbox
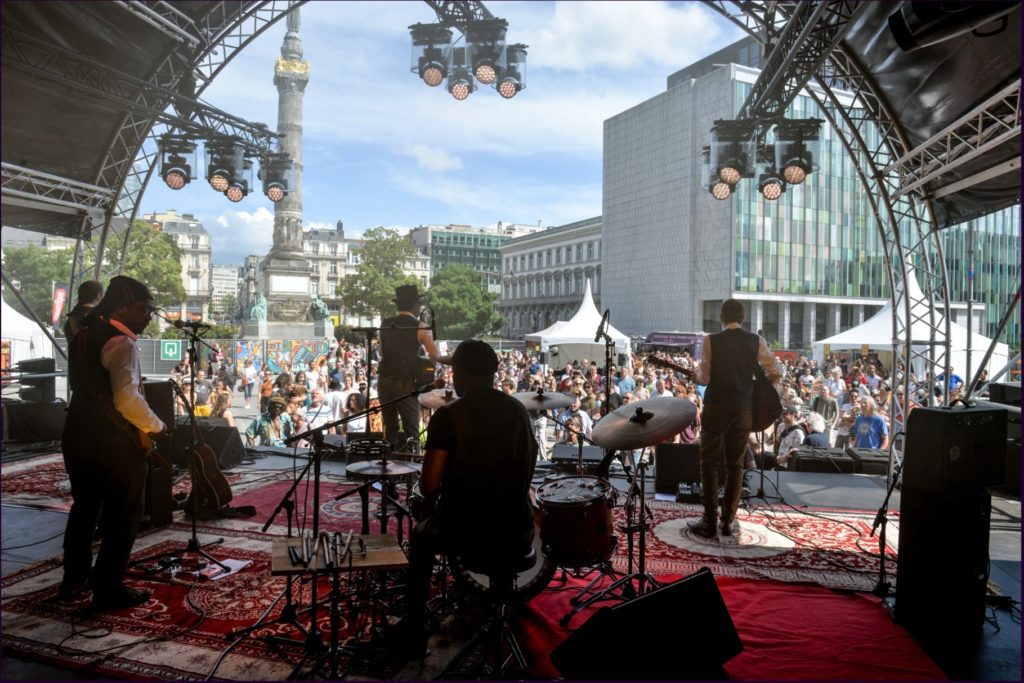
[686,516,719,539]
[91,586,152,612]
[721,519,740,537]
[57,574,92,602]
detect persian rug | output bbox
[1,527,403,681]
[0,453,283,513]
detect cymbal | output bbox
[590,398,697,451]
[418,388,458,410]
[512,390,576,411]
[346,459,419,479]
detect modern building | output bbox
[601,37,1019,349]
[0,226,78,251]
[410,222,542,292]
[209,265,241,318]
[498,216,603,339]
[142,209,211,322]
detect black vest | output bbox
[703,327,759,408]
[378,313,421,379]
[67,318,131,431]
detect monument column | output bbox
[262,5,312,323]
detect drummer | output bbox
[400,340,537,657]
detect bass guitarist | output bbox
[687,299,782,538]
[60,276,167,610]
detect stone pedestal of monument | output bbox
[241,319,329,340]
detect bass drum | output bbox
[410,482,555,600]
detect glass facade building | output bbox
[603,37,1020,351]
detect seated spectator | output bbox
[802,412,830,448]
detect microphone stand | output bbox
[870,433,904,604]
[132,322,226,572]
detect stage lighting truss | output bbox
[258,153,293,203]
[409,19,526,100]
[206,139,245,194]
[410,23,452,87]
[159,135,197,191]
[774,118,823,187]
[466,18,508,86]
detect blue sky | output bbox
[141,1,743,266]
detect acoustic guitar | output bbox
[645,353,781,431]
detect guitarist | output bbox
[687,299,782,538]
[60,276,167,611]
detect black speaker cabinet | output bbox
[654,444,716,494]
[3,400,65,442]
[162,417,246,470]
[551,567,742,679]
[896,405,1006,667]
[140,458,173,529]
[142,380,176,431]
[791,447,857,474]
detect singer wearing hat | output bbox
[377,284,450,451]
[60,275,167,611]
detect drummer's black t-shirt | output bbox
[425,386,537,562]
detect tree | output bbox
[86,220,185,309]
[336,227,420,320]
[1,245,76,326]
[427,264,505,340]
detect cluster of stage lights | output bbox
[706,118,822,202]
[410,20,527,101]
[159,135,293,204]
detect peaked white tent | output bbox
[524,279,631,367]
[1,297,55,364]
[811,273,1009,379]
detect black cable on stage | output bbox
[1,530,64,552]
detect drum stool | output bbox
[443,546,536,677]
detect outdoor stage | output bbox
[1,449,1020,681]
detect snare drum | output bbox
[536,475,615,568]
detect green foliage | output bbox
[1,244,76,326]
[159,322,238,340]
[100,220,185,308]
[335,227,420,320]
[427,264,504,339]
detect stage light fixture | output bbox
[710,120,756,187]
[466,18,508,85]
[758,172,785,201]
[158,136,196,191]
[774,118,822,186]
[206,140,245,194]
[258,153,293,203]
[888,0,1017,52]
[710,180,733,200]
[410,23,452,87]
[701,145,732,200]
[225,159,252,203]
[495,43,527,99]
[447,47,476,101]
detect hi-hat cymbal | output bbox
[346,460,419,479]
[590,398,697,451]
[418,388,458,410]
[512,390,576,411]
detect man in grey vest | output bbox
[689,300,782,537]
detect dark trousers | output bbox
[378,375,420,450]
[62,424,148,597]
[698,405,752,523]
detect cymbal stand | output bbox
[132,326,226,573]
[564,448,661,621]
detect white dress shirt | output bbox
[102,320,165,434]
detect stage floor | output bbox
[2,451,1020,681]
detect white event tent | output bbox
[524,279,632,368]
[811,274,1009,380]
[1,296,55,364]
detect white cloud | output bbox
[207,207,275,264]
[402,144,465,172]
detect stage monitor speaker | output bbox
[17,358,55,402]
[551,444,605,464]
[654,444,715,494]
[3,400,66,442]
[140,458,173,529]
[143,380,176,431]
[988,381,1020,406]
[901,404,1007,493]
[791,447,857,474]
[844,447,889,475]
[551,567,742,679]
[162,417,246,470]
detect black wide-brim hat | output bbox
[393,284,422,307]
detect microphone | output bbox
[173,319,211,330]
[594,308,610,343]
